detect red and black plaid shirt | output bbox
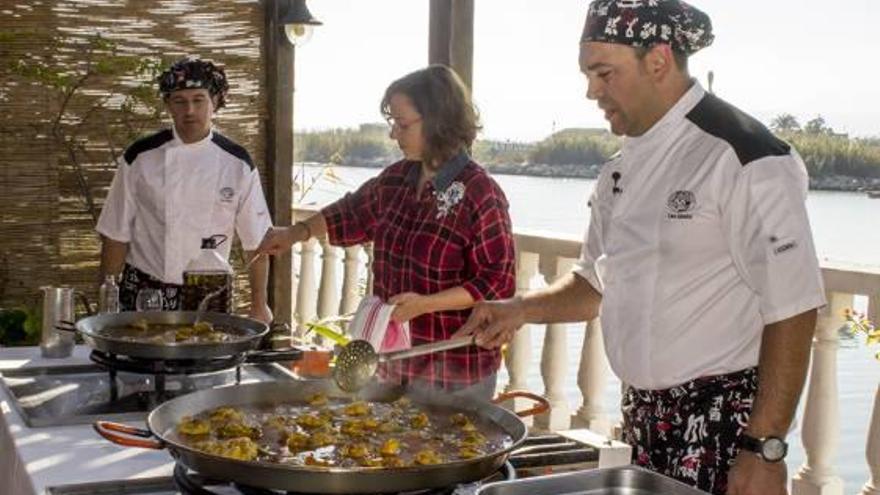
[322,153,516,390]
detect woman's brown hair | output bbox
[381,65,481,167]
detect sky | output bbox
[292,0,879,142]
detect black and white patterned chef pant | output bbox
[621,367,758,495]
[119,263,182,311]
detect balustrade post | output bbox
[534,256,573,432]
[571,317,612,435]
[865,295,880,495]
[869,294,879,331]
[862,384,880,495]
[792,291,848,495]
[364,243,375,297]
[290,243,300,330]
[502,251,538,426]
[339,246,362,316]
[295,238,318,337]
[317,239,340,319]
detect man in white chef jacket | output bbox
[457,2,826,494]
[96,57,273,323]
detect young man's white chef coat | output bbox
[96,127,272,285]
[575,83,826,390]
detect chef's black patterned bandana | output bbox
[158,57,230,109]
[581,0,714,55]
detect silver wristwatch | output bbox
[740,434,788,463]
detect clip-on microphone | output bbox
[611,171,623,195]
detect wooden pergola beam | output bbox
[264,0,294,325]
[429,0,474,91]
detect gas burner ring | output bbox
[171,461,515,495]
[90,350,246,375]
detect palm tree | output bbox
[804,115,831,135]
[770,113,801,132]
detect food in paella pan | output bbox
[194,437,259,461]
[173,394,512,468]
[104,319,243,344]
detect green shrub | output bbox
[0,307,41,347]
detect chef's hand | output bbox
[454,297,525,349]
[255,226,297,256]
[248,301,274,325]
[389,292,431,323]
[726,451,787,495]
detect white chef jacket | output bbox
[96,127,272,285]
[575,83,826,390]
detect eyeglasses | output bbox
[386,117,422,133]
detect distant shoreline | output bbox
[322,161,880,194]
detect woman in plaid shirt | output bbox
[257,65,516,399]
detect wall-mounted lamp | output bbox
[280,0,322,46]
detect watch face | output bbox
[762,437,788,462]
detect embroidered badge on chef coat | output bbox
[666,190,696,219]
[219,187,235,203]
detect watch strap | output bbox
[739,433,762,454]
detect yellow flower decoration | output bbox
[845,308,878,361]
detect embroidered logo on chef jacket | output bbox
[219,187,235,203]
[666,190,697,219]
[770,235,799,256]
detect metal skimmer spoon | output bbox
[333,336,476,393]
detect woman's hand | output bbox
[389,292,433,323]
[256,226,297,256]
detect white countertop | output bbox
[0,346,174,495]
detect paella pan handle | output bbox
[244,347,304,364]
[54,321,77,332]
[93,421,164,449]
[492,390,550,418]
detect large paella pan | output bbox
[95,380,548,493]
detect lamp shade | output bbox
[280,0,322,46]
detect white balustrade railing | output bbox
[863,385,880,495]
[339,246,362,316]
[290,207,880,491]
[792,291,847,495]
[572,316,613,435]
[295,238,318,336]
[535,255,574,431]
[501,251,538,426]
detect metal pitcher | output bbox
[39,286,91,358]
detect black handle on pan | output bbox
[244,347,304,364]
[54,321,77,332]
[509,448,597,468]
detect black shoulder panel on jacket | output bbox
[212,132,255,170]
[123,129,173,165]
[686,93,790,166]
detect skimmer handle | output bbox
[379,336,476,362]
